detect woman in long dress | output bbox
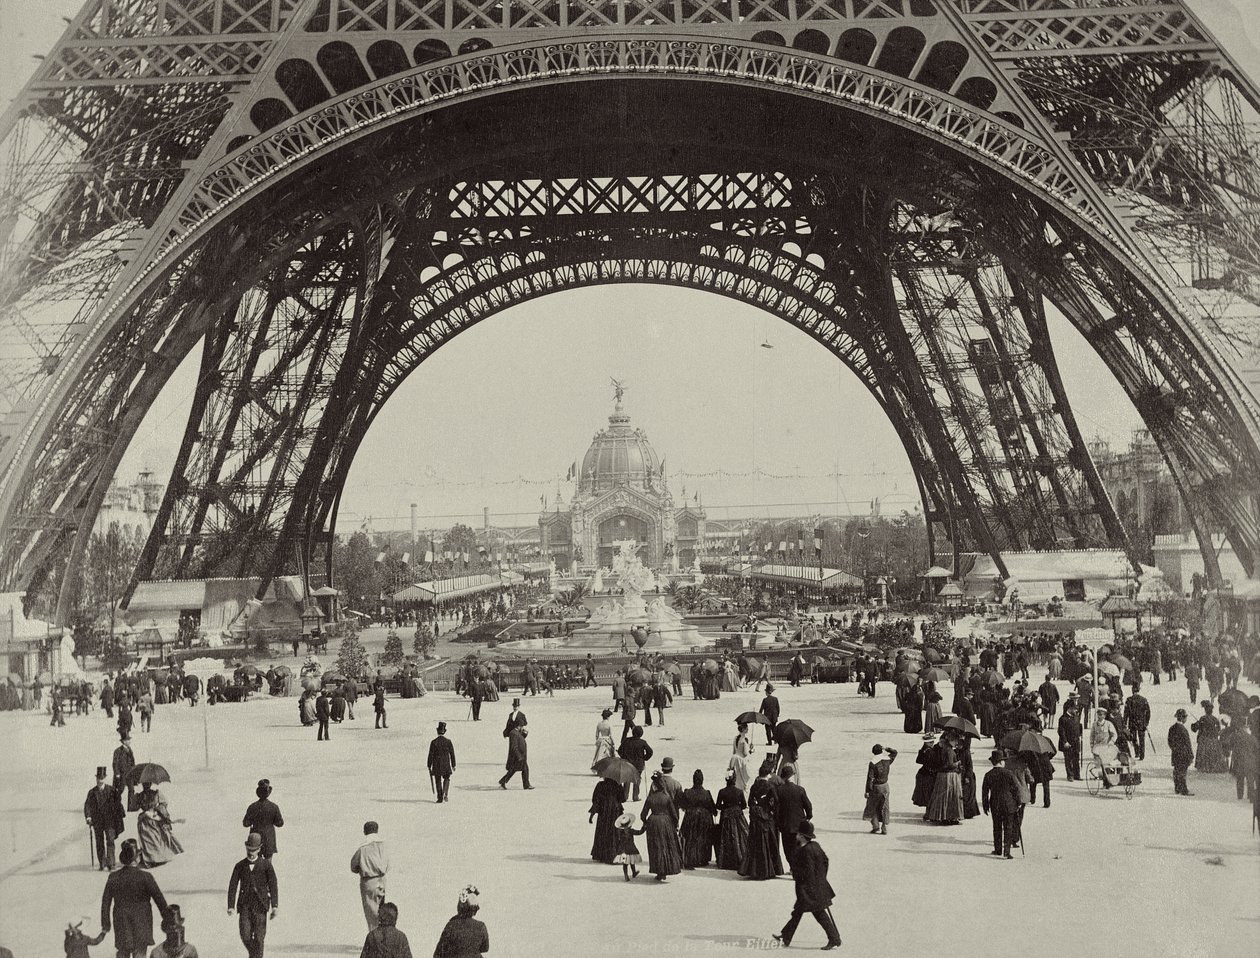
[679,770,717,868]
[591,709,615,771]
[924,690,944,736]
[729,722,754,792]
[136,783,184,867]
[958,734,980,819]
[1191,700,1229,772]
[912,734,939,812]
[739,762,784,880]
[721,661,738,694]
[925,736,964,824]
[640,772,683,882]
[589,776,624,864]
[903,682,925,734]
[714,770,748,870]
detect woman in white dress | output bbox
[592,708,615,770]
[728,721,755,792]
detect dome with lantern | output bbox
[578,394,663,494]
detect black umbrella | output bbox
[934,714,981,739]
[1001,730,1057,756]
[593,757,639,786]
[773,719,815,750]
[735,711,772,726]
[124,763,171,787]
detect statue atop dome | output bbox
[610,376,626,407]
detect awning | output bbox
[393,573,505,604]
[749,564,862,590]
[921,565,953,579]
[128,579,206,611]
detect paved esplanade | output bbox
[1,676,1255,955]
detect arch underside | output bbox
[2,73,1258,616]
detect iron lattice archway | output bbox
[1,3,1258,618]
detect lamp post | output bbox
[1076,628,1112,727]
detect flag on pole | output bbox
[778,540,787,554]
[764,541,773,553]
[797,537,804,554]
[444,550,452,561]
[401,552,411,566]
[424,549,433,564]
[375,551,387,564]
[814,527,823,558]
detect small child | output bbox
[64,918,106,957]
[612,812,644,881]
[863,744,898,835]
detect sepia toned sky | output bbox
[2,1,1257,531]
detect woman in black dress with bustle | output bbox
[715,769,749,870]
[739,760,784,880]
[589,776,624,864]
[903,682,925,734]
[433,884,489,958]
[641,771,684,882]
[679,769,717,868]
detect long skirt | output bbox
[961,772,980,819]
[924,703,942,734]
[680,810,715,867]
[591,811,619,864]
[715,809,748,870]
[1195,734,1229,772]
[591,735,615,770]
[862,783,890,825]
[912,768,935,807]
[926,770,964,823]
[644,816,683,877]
[738,808,783,880]
[904,707,923,734]
[138,816,184,867]
[728,754,752,793]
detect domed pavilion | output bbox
[539,383,705,571]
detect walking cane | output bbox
[88,825,95,869]
[1146,729,1157,756]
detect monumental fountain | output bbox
[498,541,702,653]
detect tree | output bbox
[332,531,380,612]
[414,622,436,660]
[441,523,484,571]
[381,628,405,666]
[336,627,370,679]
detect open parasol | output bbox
[702,659,721,674]
[734,711,772,726]
[981,668,1005,686]
[593,756,639,786]
[6,673,21,686]
[773,718,815,750]
[322,670,347,684]
[1108,654,1134,674]
[626,668,651,685]
[1001,729,1057,756]
[922,647,944,664]
[1097,661,1120,678]
[271,665,292,677]
[918,667,952,684]
[934,714,980,738]
[124,763,171,787]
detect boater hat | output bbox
[614,813,636,829]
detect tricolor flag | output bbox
[424,550,433,564]
[375,551,387,564]
[444,550,452,561]
[797,538,804,554]
[401,552,411,566]
[764,541,773,553]
[813,527,823,558]
[778,540,787,554]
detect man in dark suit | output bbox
[470,675,483,721]
[84,765,125,870]
[427,721,457,803]
[759,684,781,745]
[1168,707,1195,795]
[241,779,284,858]
[775,764,813,870]
[228,832,278,958]
[981,751,1021,859]
[113,735,136,812]
[315,689,331,741]
[1038,673,1060,723]
[499,723,532,789]
[772,821,841,949]
[1057,700,1083,780]
[503,697,526,738]
[1124,682,1151,761]
[101,839,170,958]
[618,726,652,801]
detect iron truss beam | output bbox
[0,3,1258,619]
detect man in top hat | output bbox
[228,832,278,958]
[759,683,781,746]
[427,722,457,803]
[315,687,331,741]
[85,765,126,870]
[776,764,813,870]
[102,838,170,958]
[499,721,532,790]
[1124,681,1151,761]
[1168,707,1195,796]
[772,821,842,950]
[503,698,527,738]
[1057,698,1083,781]
[150,904,198,958]
[241,780,284,858]
[981,750,1021,859]
[113,734,136,813]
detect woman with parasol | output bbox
[131,766,184,867]
[714,769,749,870]
[640,772,683,882]
[739,760,784,880]
[679,769,718,869]
[729,721,755,792]
[588,769,624,864]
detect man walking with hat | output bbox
[504,697,527,738]
[350,821,389,930]
[1057,699,1083,781]
[658,758,683,808]
[85,765,125,870]
[776,765,813,870]
[101,838,170,958]
[771,821,842,950]
[150,904,198,958]
[241,780,284,859]
[427,722,456,803]
[113,734,136,813]
[982,750,1021,859]
[499,721,532,790]
[759,684,781,746]
[1168,707,1195,795]
[228,832,278,957]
